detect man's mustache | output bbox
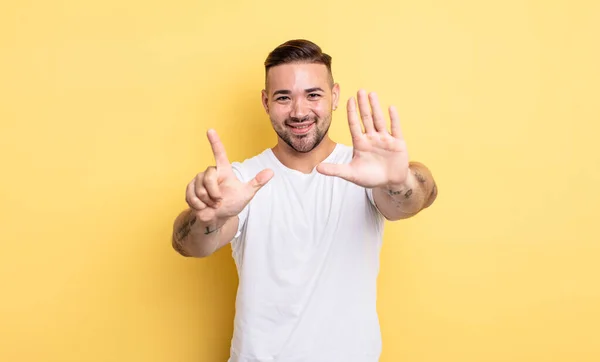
[286,116,315,124]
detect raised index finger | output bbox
[206,129,231,168]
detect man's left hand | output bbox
[316,89,411,189]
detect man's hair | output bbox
[264,39,333,87]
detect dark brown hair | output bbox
[264,39,333,87]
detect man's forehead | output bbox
[266,63,330,91]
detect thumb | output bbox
[316,163,354,181]
[246,168,274,193]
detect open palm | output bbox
[317,90,410,188]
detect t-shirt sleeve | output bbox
[366,187,385,218]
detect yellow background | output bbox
[1,0,599,361]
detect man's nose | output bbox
[290,98,309,120]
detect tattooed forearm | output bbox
[372,161,437,220]
[175,214,197,241]
[414,167,437,207]
[171,207,235,257]
[387,188,413,208]
[172,214,196,257]
[387,188,412,199]
[414,170,427,184]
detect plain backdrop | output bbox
[1,0,599,361]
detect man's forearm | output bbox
[373,161,438,220]
[172,208,230,257]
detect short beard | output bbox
[273,114,332,153]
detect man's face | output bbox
[262,63,340,153]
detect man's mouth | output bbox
[287,122,315,135]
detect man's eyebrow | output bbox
[273,89,291,96]
[272,88,325,96]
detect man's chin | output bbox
[284,136,314,153]
[277,128,326,153]
[290,142,316,153]
[292,136,327,153]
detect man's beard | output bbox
[272,114,332,153]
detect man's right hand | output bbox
[185,129,274,225]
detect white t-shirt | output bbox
[228,143,385,362]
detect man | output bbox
[172,39,437,362]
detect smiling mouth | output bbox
[287,122,315,135]
[289,123,312,129]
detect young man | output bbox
[172,39,437,362]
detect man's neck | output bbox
[272,137,337,174]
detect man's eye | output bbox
[308,93,321,99]
[276,96,290,101]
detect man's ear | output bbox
[261,89,269,114]
[332,83,340,111]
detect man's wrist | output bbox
[194,215,229,235]
[384,169,416,199]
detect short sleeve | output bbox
[366,187,385,218]
[234,203,249,239]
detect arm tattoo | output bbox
[204,226,221,235]
[414,170,427,184]
[172,215,197,256]
[387,187,413,209]
[379,163,437,214]
[387,188,413,199]
[175,215,197,242]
